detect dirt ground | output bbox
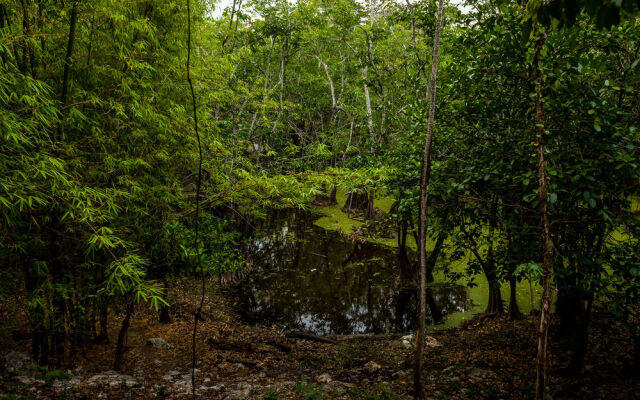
[1,278,639,400]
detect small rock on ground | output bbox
[316,373,332,383]
[146,337,174,350]
[3,351,35,375]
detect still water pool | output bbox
[231,211,478,334]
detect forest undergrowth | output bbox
[1,278,638,400]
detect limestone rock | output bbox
[316,373,332,383]
[146,337,173,350]
[425,335,441,348]
[400,334,413,349]
[400,334,440,349]
[224,382,252,399]
[364,361,381,373]
[3,351,35,375]
[326,380,355,393]
[85,371,139,388]
[392,370,411,379]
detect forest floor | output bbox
[1,278,639,400]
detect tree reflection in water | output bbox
[230,210,472,335]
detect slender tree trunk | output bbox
[426,289,443,323]
[509,275,522,320]
[113,302,134,371]
[159,279,172,323]
[248,37,274,138]
[413,0,445,398]
[0,5,8,64]
[61,0,79,108]
[272,35,288,134]
[363,65,374,147]
[484,198,504,314]
[186,1,205,397]
[632,334,640,378]
[20,0,35,76]
[529,272,536,314]
[221,0,237,49]
[566,294,593,376]
[533,26,553,400]
[96,302,109,342]
[426,233,446,283]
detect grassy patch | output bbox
[311,188,413,249]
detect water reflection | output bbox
[231,210,472,335]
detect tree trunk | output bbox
[533,26,553,400]
[509,275,522,320]
[95,302,109,342]
[313,184,338,206]
[485,284,504,314]
[113,302,134,371]
[632,334,640,379]
[61,0,79,108]
[363,65,374,148]
[398,219,416,287]
[426,289,443,323]
[566,294,593,376]
[20,0,36,77]
[529,273,537,315]
[555,283,581,340]
[367,190,375,220]
[342,190,369,215]
[414,0,445,398]
[426,233,446,283]
[483,198,503,315]
[159,281,172,324]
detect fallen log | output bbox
[266,339,292,353]
[207,337,256,352]
[285,331,338,344]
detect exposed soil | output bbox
[1,278,639,400]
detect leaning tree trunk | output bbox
[113,302,134,371]
[414,0,445,398]
[398,222,416,288]
[533,26,553,400]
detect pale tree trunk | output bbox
[362,65,374,146]
[532,26,553,400]
[413,0,445,398]
[248,37,274,138]
[272,35,288,134]
[315,52,354,165]
[406,0,429,100]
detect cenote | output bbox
[230,210,479,335]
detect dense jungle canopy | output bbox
[1,0,640,399]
